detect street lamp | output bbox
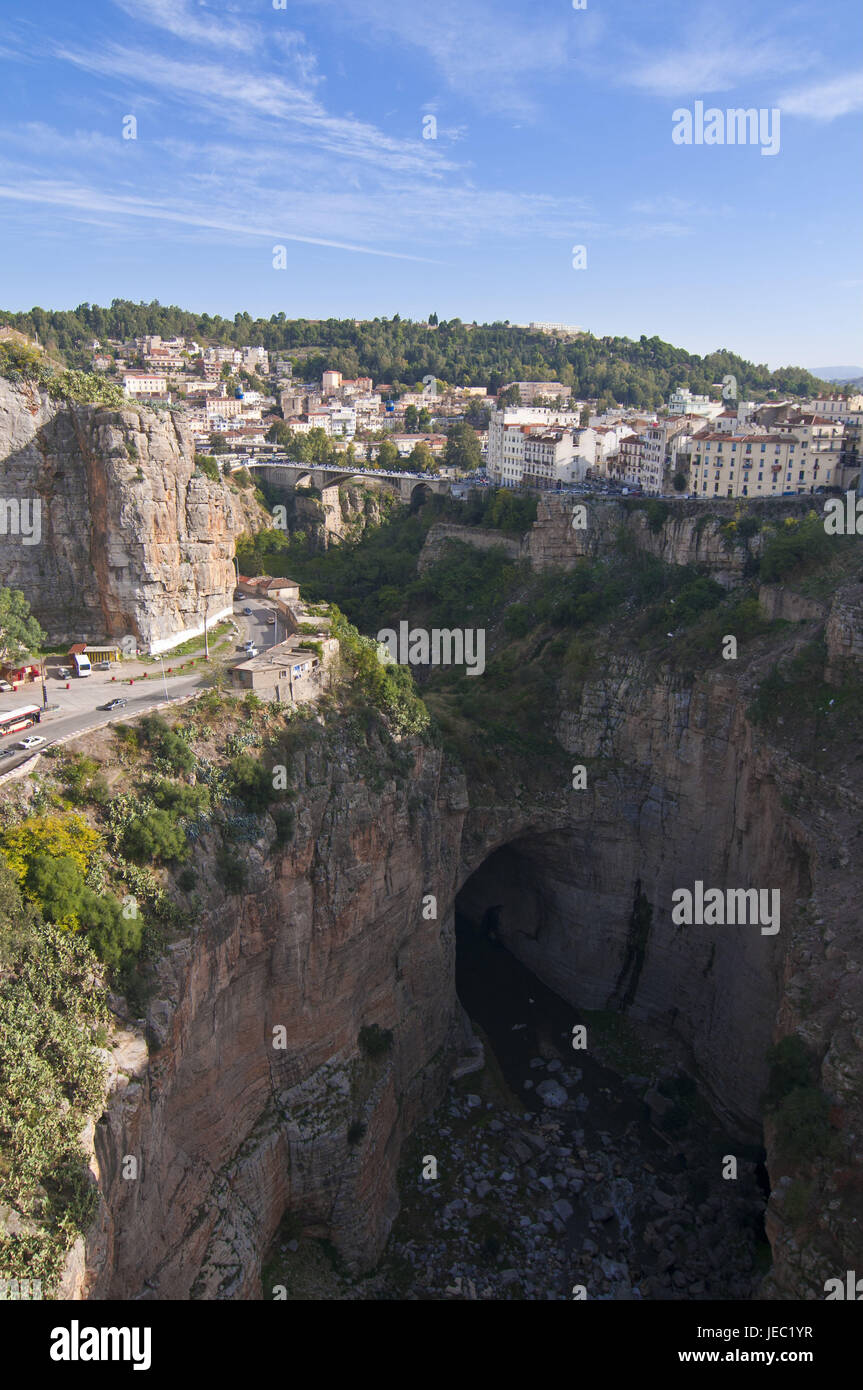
[153,655,169,702]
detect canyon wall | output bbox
[51,491,863,1302]
[0,378,265,650]
[69,740,470,1299]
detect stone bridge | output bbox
[244,459,450,505]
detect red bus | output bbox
[0,705,42,737]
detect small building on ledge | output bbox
[230,634,338,705]
[236,575,300,603]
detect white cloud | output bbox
[53,43,461,177]
[299,0,602,118]
[111,0,258,53]
[626,36,811,97]
[778,71,863,120]
[0,178,443,261]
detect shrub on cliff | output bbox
[759,515,832,582]
[151,779,210,818]
[772,1086,833,1163]
[332,608,430,736]
[1,813,101,887]
[122,809,189,865]
[358,1023,393,1058]
[764,1035,834,1163]
[139,715,195,775]
[195,454,220,482]
[765,1034,815,1107]
[227,753,273,812]
[0,895,109,1293]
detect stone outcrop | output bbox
[418,524,524,572]
[0,378,266,652]
[416,495,824,588]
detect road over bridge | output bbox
[243,458,451,505]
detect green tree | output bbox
[444,422,482,473]
[209,432,228,455]
[0,588,46,663]
[404,404,419,433]
[378,438,400,470]
[417,407,432,432]
[407,442,435,473]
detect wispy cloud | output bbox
[621,24,813,97]
[778,71,863,120]
[298,0,603,118]
[0,178,444,261]
[111,0,258,54]
[53,42,460,177]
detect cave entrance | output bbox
[453,837,771,1299]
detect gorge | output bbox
[1,387,861,1303]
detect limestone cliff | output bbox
[46,495,863,1302]
[0,378,266,652]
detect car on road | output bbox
[0,680,12,692]
[267,615,276,624]
[17,735,45,750]
[245,646,259,659]
[100,698,128,711]
[243,606,253,615]
[57,667,71,679]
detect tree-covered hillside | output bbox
[0,300,830,408]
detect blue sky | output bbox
[0,0,860,369]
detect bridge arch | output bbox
[410,481,434,507]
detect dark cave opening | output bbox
[452,841,772,1299]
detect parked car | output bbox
[99,698,128,711]
[17,735,45,750]
[245,646,259,659]
[243,606,253,616]
[57,667,71,679]
[0,680,12,692]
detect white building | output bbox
[123,371,168,398]
[811,395,863,417]
[668,386,723,420]
[487,407,581,484]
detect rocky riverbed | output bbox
[263,924,769,1300]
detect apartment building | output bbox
[689,432,840,497]
[811,395,863,418]
[642,418,693,493]
[667,387,723,420]
[839,411,863,490]
[611,433,646,487]
[712,402,758,432]
[501,381,567,405]
[487,407,581,483]
[523,430,578,488]
[123,371,168,398]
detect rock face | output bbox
[418,524,524,572]
[60,493,863,1302]
[73,742,470,1300]
[416,495,824,588]
[0,378,262,652]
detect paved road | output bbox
[0,600,282,777]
